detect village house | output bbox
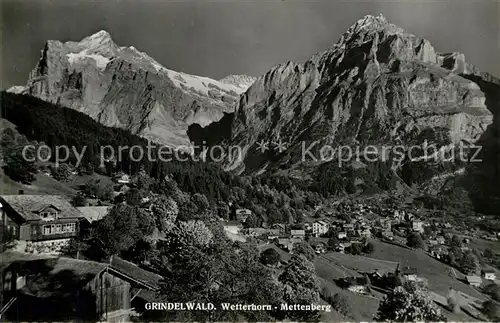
[0,195,86,252]
[290,229,305,240]
[343,223,355,232]
[337,242,351,253]
[338,276,370,294]
[466,275,483,287]
[1,252,163,322]
[392,209,406,221]
[436,236,446,245]
[277,238,294,252]
[481,269,496,281]
[412,220,424,233]
[235,208,252,222]
[338,231,347,240]
[399,266,418,281]
[358,227,372,238]
[429,246,447,260]
[428,239,439,246]
[77,206,112,224]
[0,252,58,319]
[312,220,329,237]
[380,218,392,231]
[247,228,267,237]
[113,172,131,184]
[271,223,286,236]
[2,256,132,322]
[310,241,327,254]
[382,230,394,240]
[266,229,281,240]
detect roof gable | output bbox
[34,204,62,213]
[0,195,85,222]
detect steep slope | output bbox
[8,31,252,147]
[215,15,492,182]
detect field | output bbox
[0,168,77,196]
[468,238,500,254]
[320,252,398,275]
[368,240,486,299]
[0,163,115,198]
[259,244,380,320]
[318,276,380,321]
[315,240,487,321]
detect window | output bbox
[43,225,51,235]
[68,223,76,232]
[56,224,61,233]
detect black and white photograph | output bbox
[0,0,499,321]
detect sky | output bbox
[1,0,499,89]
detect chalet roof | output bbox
[109,255,162,291]
[34,204,62,213]
[77,206,112,223]
[278,238,291,245]
[466,275,482,284]
[0,251,58,271]
[0,195,85,222]
[401,267,417,275]
[482,268,496,274]
[248,228,267,235]
[49,257,107,277]
[346,276,369,286]
[267,229,280,236]
[21,257,108,298]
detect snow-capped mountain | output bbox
[8,30,253,147]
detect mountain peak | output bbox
[76,30,117,55]
[85,30,112,41]
[357,13,388,26]
[340,13,404,44]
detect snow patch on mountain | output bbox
[167,70,242,97]
[219,74,256,91]
[66,52,110,71]
[6,86,27,94]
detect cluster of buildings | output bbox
[336,264,428,296]
[0,193,165,321]
[465,269,497,288]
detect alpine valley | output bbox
[6,14,500,212]
[3,12,500,323]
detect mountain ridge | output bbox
[8,30,255,147]
[188,14,500,212]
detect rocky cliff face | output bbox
[9,31,254,147]
[219,15,494,181]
